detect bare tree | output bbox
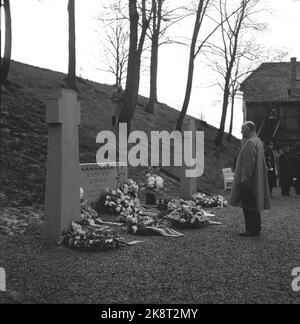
[97,0,129,87]
[1,0,12,85]
[214,0,266,145]
[175,0,242,131]
[227,57,248,141]
[119,0,151,132]
[207,41,259,141]
[176,0,212,130]
[145,0,192,114]
[66,0,77,90]
[145,0,164,114]
[103,20,129,86]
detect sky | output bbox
[1,0,300,139]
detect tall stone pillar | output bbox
[45,89,81,244]
[180,119,197,200]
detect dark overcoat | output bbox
[230,135,271,212]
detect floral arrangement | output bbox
[118,209,157,234]
[62,222,121,252]
[192,193,227,208]
[145,173,164,191]
[116,207,183,237]
[96,179,140,216]
[104,189,139,215]
[163,199,210,229]
[123,179,139,198]
[62,189,122,252]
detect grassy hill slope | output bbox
[0,61,240,206]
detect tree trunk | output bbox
[120,0,139,131]
[227,93,235,142]
[215,69,232,146]
[1,0,12,85]
[67,0,77,90]
[176,1,204,131]
[120,0,148,132]
[215,0,246,146]
[146,0,162,115]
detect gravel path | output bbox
[0,188,299,304]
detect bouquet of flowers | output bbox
[118,208,157,234]
[163,199,210,229]
[145,173,164,191]
[104,189,138,215]
[192,193,227,208]
[62,222,121,252]
[123,179,139,198]
[97,179,140,216]
[142,172,164,205]
[62,189,122,252]
[117,207,183,237]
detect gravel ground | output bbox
[0,188,299,304]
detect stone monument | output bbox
[180,118,197,200]
[45,89,81,244]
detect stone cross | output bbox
[180,118,197,200]
[45,89,81,244]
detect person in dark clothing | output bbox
[264,142,277,197]
[294,151,300,195]
[230,122,270,237]
[278,145,294,196]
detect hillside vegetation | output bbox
[0,61,239,206]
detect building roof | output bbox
[240,61,300,103]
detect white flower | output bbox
[132,225,138,233]
[147,176,155,183]
[155,177,164,189]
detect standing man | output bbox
[230,121,271,237]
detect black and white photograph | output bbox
[0,0,299,307]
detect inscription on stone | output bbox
[80,164,128,203]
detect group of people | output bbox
[264,142,300,197]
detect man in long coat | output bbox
[230,121,271,237]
